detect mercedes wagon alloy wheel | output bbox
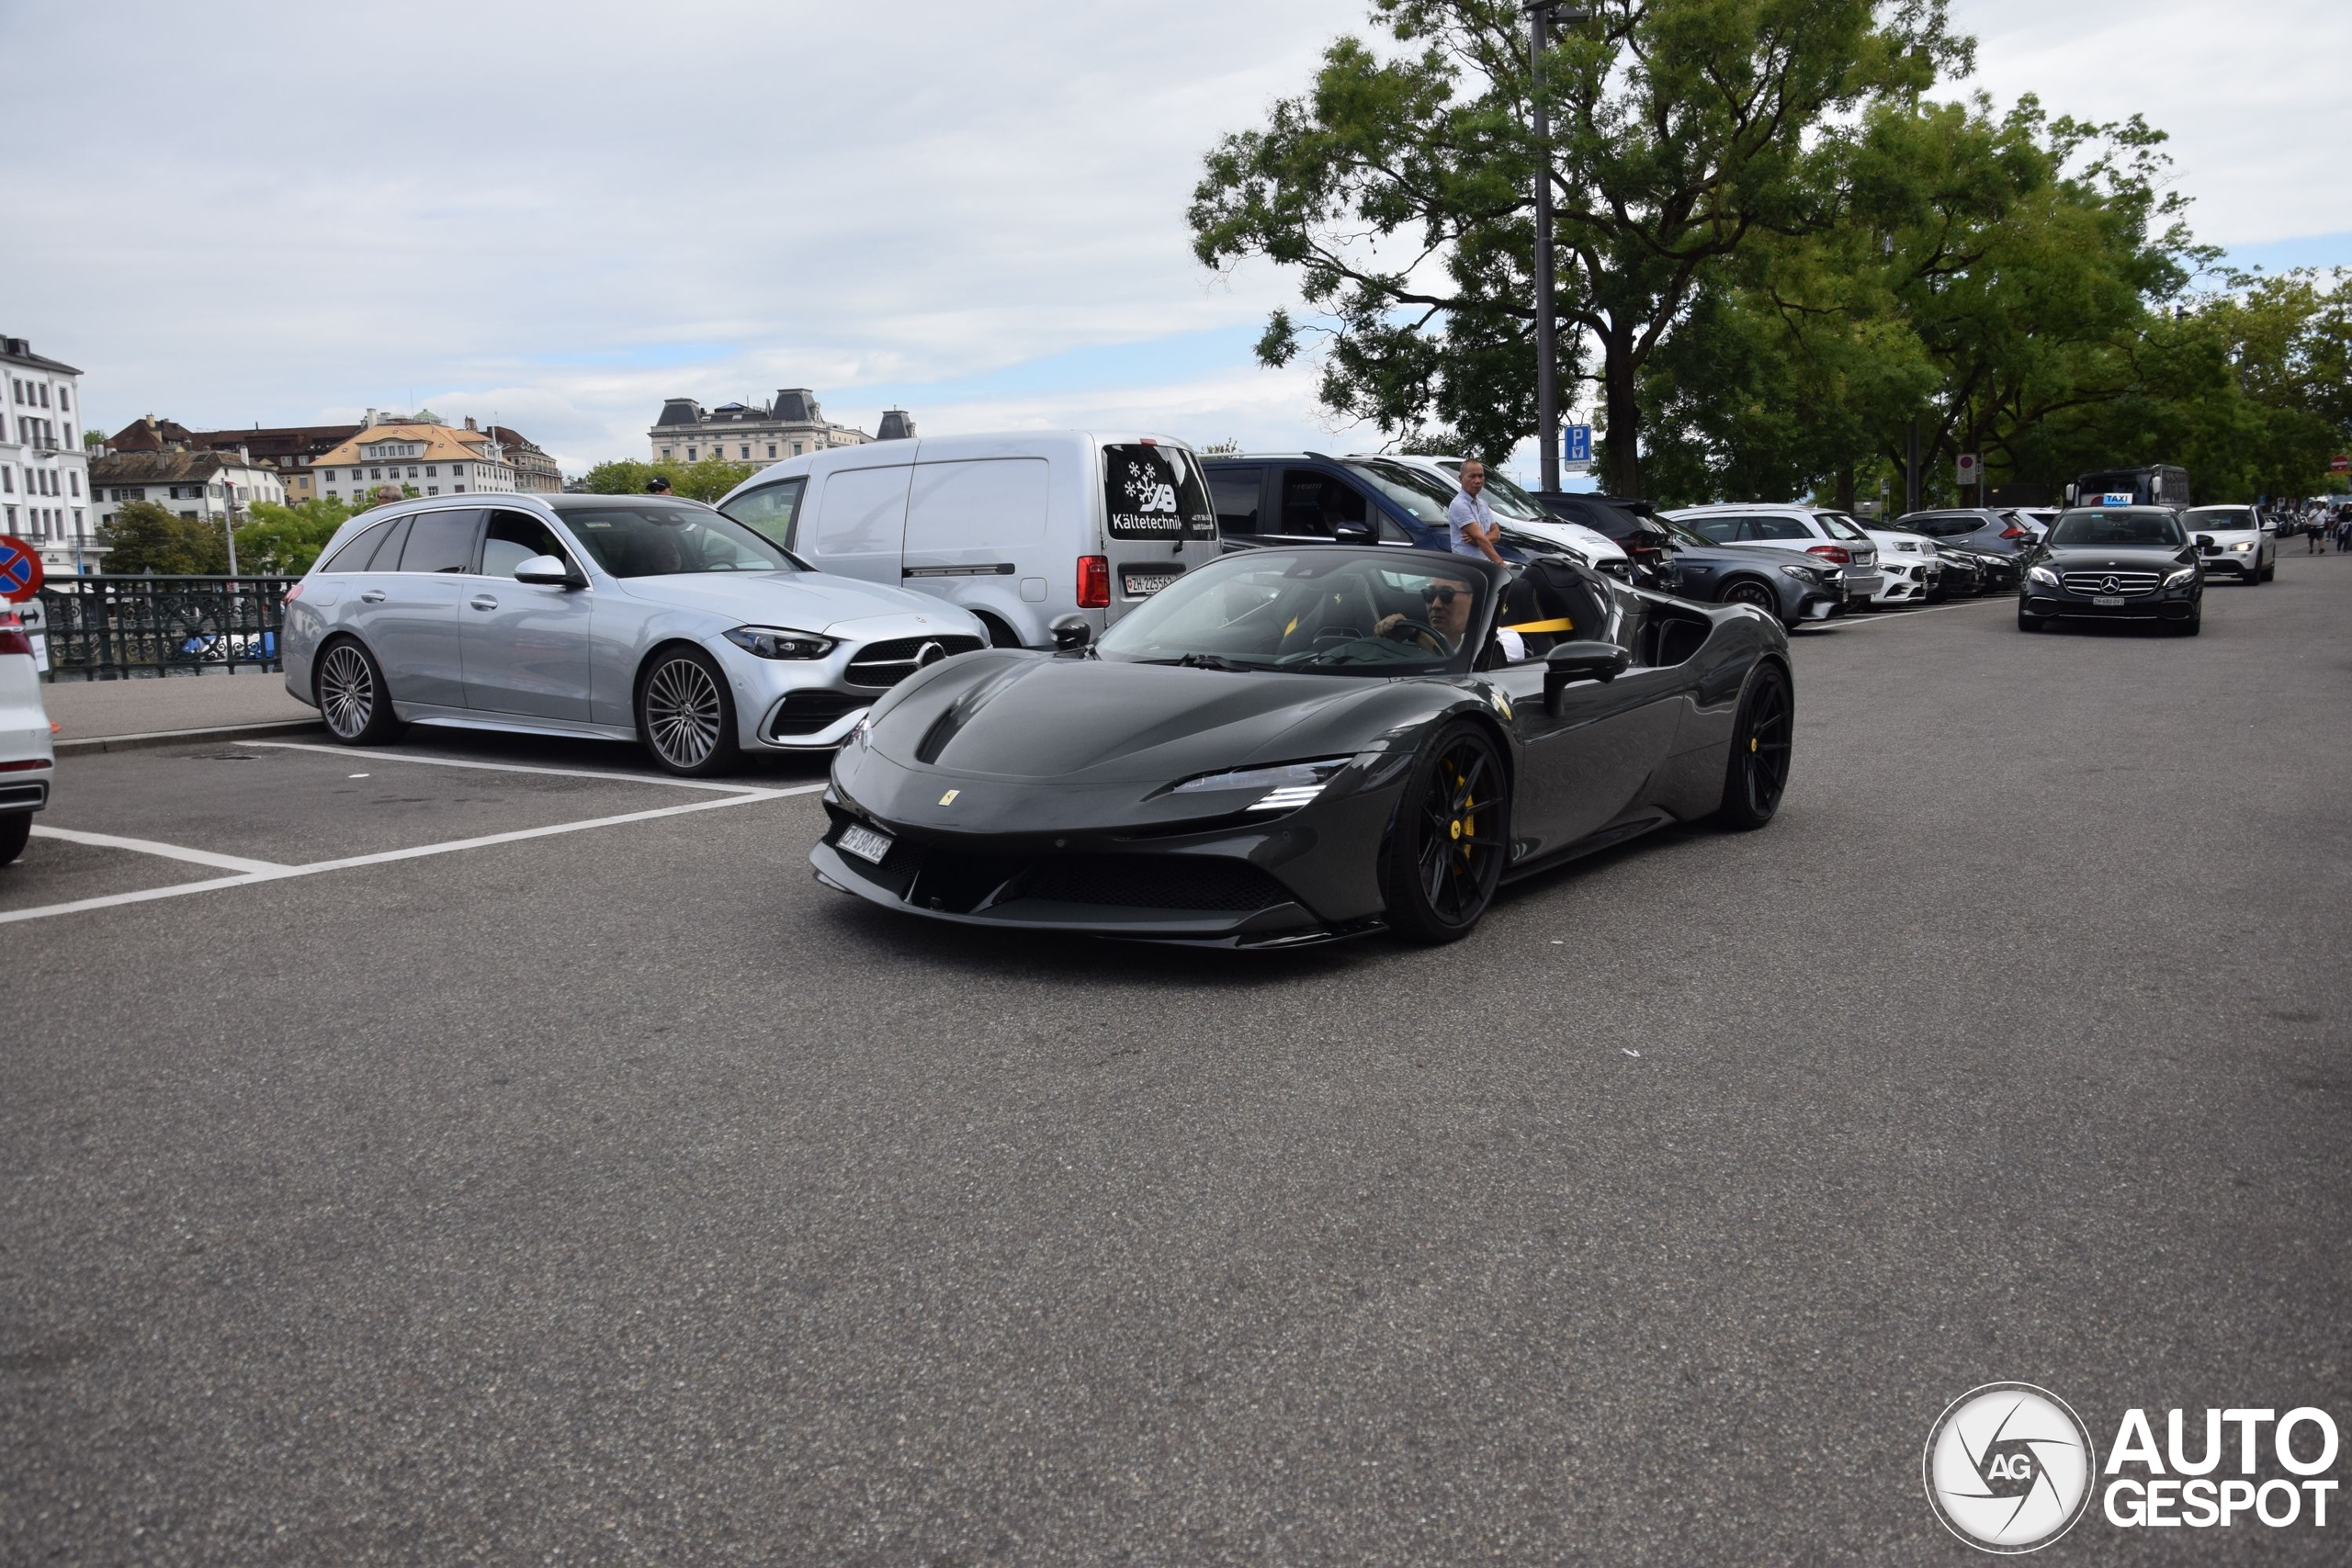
[316,639,401,745]
[1384,721,1509,944]
[638,648,741,776]
[1719,661,1792,829]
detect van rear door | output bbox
[1099,440,1220,622]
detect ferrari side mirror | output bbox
[1049,614,1092,651]
[1544,640,1630,714]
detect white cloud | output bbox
[3,0,2336,478]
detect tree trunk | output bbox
[1835,463,1857,513]
[1600,322,1643,497]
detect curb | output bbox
[54,718,327,756]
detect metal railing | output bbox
[36,574,299,681]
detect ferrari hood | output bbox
[615,571,943,631]
[868,654,1399,784]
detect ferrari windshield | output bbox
[1095,551,1489,673]
[559,501,797,577]
[2046,511,2186,548]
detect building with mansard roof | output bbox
[648,388,913,465]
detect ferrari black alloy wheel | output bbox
[1384,720,1509,944]
[1718,660,1792,829]
[638,647,741,776]
[316,637,402,745]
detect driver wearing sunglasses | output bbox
[1374,570,1481,655]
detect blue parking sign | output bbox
[1563,425,1591,464]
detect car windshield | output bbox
[1095,551,1488,673]
[1342,459,1456,524]
[1814,513,1871,540]
[559,502,797,577]
[1462,468,1555,523]
[2185,507,2254,528]
[2046,511,2185,548]
[1659,517,1719,548]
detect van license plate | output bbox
[1123,570,1180,597]
[837,823,894,863]
[2092,594,2124,606]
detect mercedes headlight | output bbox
[1779,564,1822,581]
[2162,566,2197,588]
[1171,757,1354,812]
[724,626,836,659]
[2027,565,2059,587]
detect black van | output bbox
[2066,466,2191,509]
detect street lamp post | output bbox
[1527,5,1592,494]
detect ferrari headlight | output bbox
[1172,756,1353,811]
[2027,565,2059,587]
[724,626,836,660]
[2162,566,2197,588]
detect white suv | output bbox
[1661,503,1921,604]
[0,604,54,864]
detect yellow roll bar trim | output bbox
[1501,617,1576,634]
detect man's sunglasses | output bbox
[1420,584,1469,604]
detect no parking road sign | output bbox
[0,536,42,604]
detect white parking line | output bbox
[28,826,288,874]
[1816,598,2005,629]
[0,782,827,927]
[237,739,763,793]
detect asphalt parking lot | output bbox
[6,560,2349,1564]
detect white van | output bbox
[716,432,1225,649]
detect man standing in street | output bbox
[1449,459,1508,568]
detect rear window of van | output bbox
[1103,445,1216,540]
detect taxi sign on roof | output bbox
[0,536,43,604]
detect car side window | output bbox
[318,518,392,573]
[481,511,571,579]
[718,477,807,548]
[398,509,482,574]
[362,515,412,570]
[1209,468,1261,536]
[1689,517,1742,544]
[1277,469,1364,538]
[1749,515,1811,542]
[1378,513,1412,543]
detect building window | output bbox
[408,467,418,478]
[454,485,465,493]
[427,486,439,495]
[58,388,69,412]
[69,472,79,497]
[767,444,777,458]
[370,468,382,480]
[425,466,437,477]
[39,384,50,407]
[740,446,750,459]
[0,468,9,492]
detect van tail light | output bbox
[1999,525,2026,540]
[1076,555,1111,609]
[1806,545,1851,565]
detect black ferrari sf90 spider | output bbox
[812,547,1792,947]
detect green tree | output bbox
[1190,0,1968,494]
[234,498,361,574]
[580,456,757,502]
[97,501,231,574]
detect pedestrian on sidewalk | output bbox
[1447,459,1508,569]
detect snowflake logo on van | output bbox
[1122,460,1178,514]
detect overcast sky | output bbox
[4,0,2344,482]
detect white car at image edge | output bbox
[0,604,55,864]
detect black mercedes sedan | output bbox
[2018,507,2208,635]
[813,547,1792,948]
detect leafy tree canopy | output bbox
[580,457,758,502]
[96,501,232,574]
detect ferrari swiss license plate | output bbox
[837,823,894,863]
[1123,570,1180,597]
[2092,594,2124,607]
